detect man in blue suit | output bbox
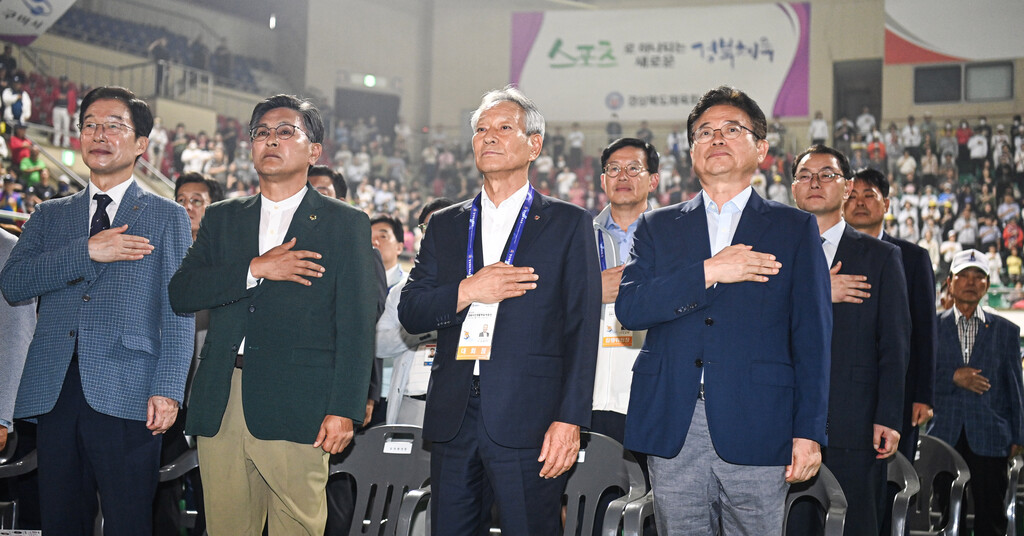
[791,145,910,536]
[617,86,832,534]
[0,86,194,535]
[399,86,601,535]
[929,249,1024,536]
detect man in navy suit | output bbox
[791,145,910,536]
[843,168,937,463]
[929,249,1024,536]
[399,86,601,535]
[616,86,832,534]
[0,86,194,535]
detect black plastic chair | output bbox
[1006,453,1023,536]
[0,430,37,531]
[562,432,647,536]
[909,434,971,536]
[782,463,848,536]
[888,451,922,536]
[328,424,431,536]
[157,447,200,532]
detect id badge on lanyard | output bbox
[456,186,535,361]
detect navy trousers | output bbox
[36,358,162,536]
[430,392,566,536]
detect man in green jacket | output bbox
[169,94,377,535]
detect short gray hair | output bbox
[470,85,545,140]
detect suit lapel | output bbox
[503,192,549,264]
[731,191,772,250]
[677,195,711,261]
[238,194,261,263]
[832,224,861,269]
[111,180,148,230]
[284,186,323,243]
[73,187,91,242]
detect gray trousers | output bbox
[648,399,789,535]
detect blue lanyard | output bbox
[597,231,607,270]
[466,185,535,276]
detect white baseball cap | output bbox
[950,249,989,276]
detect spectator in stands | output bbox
[606,113,622,143]
[900,115,922,163]
[897,148,917,182]
[180,139,210,174]
[919,228,940,272]
[212,40,231,81]
[808,110,828,145]
[168,94,377,535]
[549,125,566,163]
[635,120,654,145]
[978,217,1001,253]
[920,145,939,187]
[189,36,209,71]
[929,250,1024,536]
[18,145,45,189]
[556,164,576,200]
[50,76,76,147]
[228,140,256,189]
[0,45,17,76]
[2,73,30,128]
[147,116,168,171]
[203,146,229,185]
[9,124,29,169]
[0,174,25,224]
[940,230,963,280]
[969,129,989,178]
[568,121,585,169]
[26,167,57,209]
[954,205,979,249]
[920,112,937,151]
[856,106,876,140]
[987,245,1004,287]
[147,37,171,96]
[1008,248,1023,284]
[0,85,193,535]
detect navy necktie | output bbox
[91,194,112,237]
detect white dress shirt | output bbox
[474,181,531,374]
[820,219,846,267]
[240,187,307,354]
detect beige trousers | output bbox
[198,369,329,535]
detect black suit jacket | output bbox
[398,192,601,449]
[881,232,937,431]
[827,225,910,449]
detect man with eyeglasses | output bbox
[0,86,194,535]
[789,144,909,536]
[617,86,832,534]
[169,94,378,535]
[153,171,225,535]
[591,137,659,452]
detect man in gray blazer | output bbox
[0,228,34,451]
[0,86,193,535]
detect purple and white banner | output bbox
[0,0,77,46]
[511,2,810,122]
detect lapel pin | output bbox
[310,214,317,221]
[534,215,540,220]
[133,205,139,211]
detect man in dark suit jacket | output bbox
[617,87,832,534]
[168,95,377,535]
[791,145,910,536]
[0,86,194,535]
[929,249,1024,536]
[844,168,937,464]
[399,86,601,535]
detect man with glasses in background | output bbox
[169,94,378,535]
[617,86,832,534]
[789,144,909,536]
[0,86,193,535]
